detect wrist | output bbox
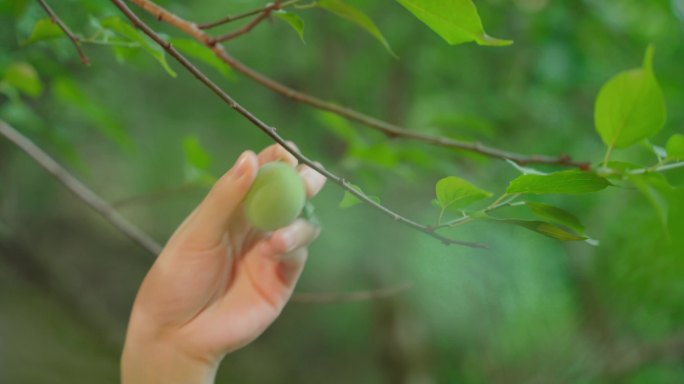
[121,337,219,384]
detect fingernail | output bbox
[278,221,303,252]
[233,151,253,179]
[301,167,326,196]
[280,220,319,252]
[285,141,299,153]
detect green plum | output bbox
[244,162,306,231]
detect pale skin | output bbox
[121,144,326,383]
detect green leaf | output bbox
[52,77,133,151]
[506,170,610,195]
[88,16,140,49]
[21,18,65,46]
[665,134,684,160]
[2,62,42,97]
[644,140,667,161]
[100,16,177,78]
[435,176,492,212]
[317,0,396,57]
[350,142,398,168]
[302,201,320,227]
[494,218,588,241]
[0,99,43,128]
[170,38,233,80]
[395,0,512,47]
[182,136,212,171]
[182,136,215,185]
[505,159,546,175]
[629,173,672,233]
[274,10,306,43]
[525,202,585,235]
[112,45,141,63]
[316,111,362,146]
[605,161,641,171]
[339,183,380,208]
[594,45,666,149]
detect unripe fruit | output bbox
[244,162,306,231]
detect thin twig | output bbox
[81,38,141,48]
[200,0,299,30]
[130,0,587,168]
[37,0,90,65]
[435,194,520,230]
[0,120,162,254]
[210,10,273,44]
[595,161,684,177]
[112,0,485,248]
[628,161,684,175]
[0,119,415,304]
[112,183,202,209]
[218,52,588,167]
[292,282,412,304]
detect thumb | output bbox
[170,150,258,249]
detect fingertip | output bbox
[240,150,259,180]
[298,165,327,197]
[269,219,320,255]
[285,140,300,153]
[258,144,297,166]
[276,248,308,284]
[214,150,258,194]
[170,150,259,249]
[240,150,259,172]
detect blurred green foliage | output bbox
[1,0,684,382]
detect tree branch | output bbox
[0,120,161,255]
[435,193,521,229]
[0,119,420,303]
[210,9,272,44]
[628,161,684,175]
[0,236,122,354]
[111,183,201,209]
[595,161,684,178]
[37,0,90,65]
[291,282,412,304]
[129,0,587,168]
[198,0,298,30]
[112,0,485,248]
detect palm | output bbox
[165,219,299,356]
[127,145,323,361]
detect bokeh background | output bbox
[2,0,684,382]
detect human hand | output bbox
[121,144,326,383]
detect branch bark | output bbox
[209,3,278,44]
[111,183,201,209]
[198,0,299,30]
[210,13,269,44]
[0,120,161,255]
[111,0,486,249]
[0,236,121,355]
[292,282,412,304]
[37,0,90,65]
[129,0,587,168]
[628,161,684,175]
[1,120,416,304]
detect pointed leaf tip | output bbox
[396,0,512,47]
[594,44,666,150]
